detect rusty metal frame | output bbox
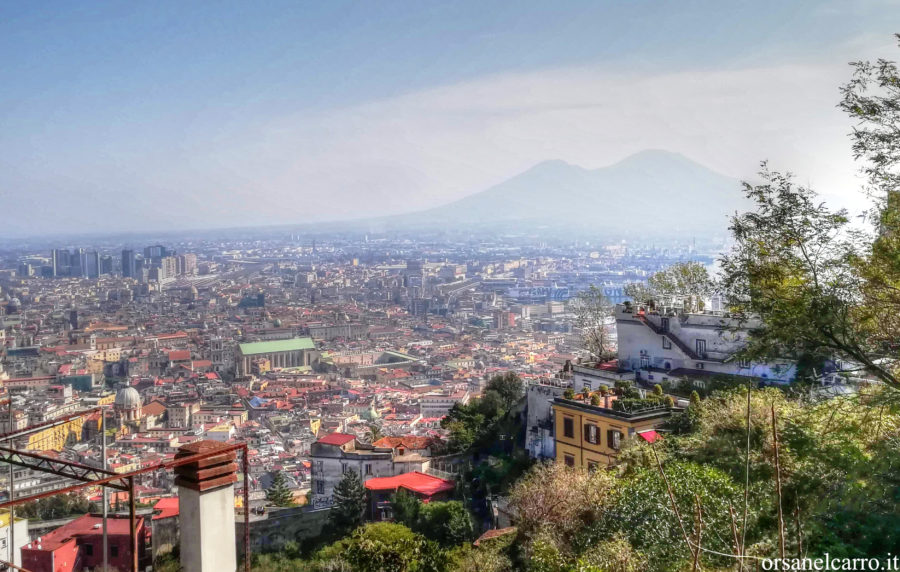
[0,438,251,572]
[0,407,102,443]
[0,446,129,491]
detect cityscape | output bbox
[3,2,900,572]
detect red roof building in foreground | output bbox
[21,513,149,572]
[365,471,455,521]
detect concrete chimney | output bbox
[174,440,238,572]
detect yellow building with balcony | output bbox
[552,397,676,470]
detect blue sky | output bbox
[2,1,900,236]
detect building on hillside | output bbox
[21,513,149,572]
[365,472,455,521]
[419,390,469,418]
[609,303,796,389]
[235,338,318,376]
[552,397,676,469]
[309,433,431,510]
[371,436,434,457]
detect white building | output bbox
[0,511,29,567]
[419,390,470,418]
[309,433,430,510]
[613,303,795,387]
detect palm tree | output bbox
[366,424,383,444]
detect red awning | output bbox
[638,430,661,444]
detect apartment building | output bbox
[552,397,675,469]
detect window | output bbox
[662,336,671,350]
[563,417,574,438]
[660,317,669,332]
[583,382,592,391]
[84,544,93,556]
[607,429,623,451]
[695,339,707,356]
[587,461,599,473]
[111,545,119,558]
[564,454,575,467]
[365,463,372,475]
[316,480,324,495]
[584,423,599,445]
[640,356,650,369]
[738,358,751,368]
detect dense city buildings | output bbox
[0,229,783,565]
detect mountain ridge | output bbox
[390,149,746,234]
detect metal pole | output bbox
[129,476,137,572]
[7,401,14,568]
[243,447,250,572]
[102,409,108,572]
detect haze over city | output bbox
[3,1,900,237]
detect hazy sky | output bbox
[2,1,900,237]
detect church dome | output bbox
[115,387,142,410]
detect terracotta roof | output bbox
[168,350,191,362]
[364,471,455,497]
[21,514,144,551]
[142,401,167,417]
[372,435,433,450]
[316,432,356,446]
[474,527,517,546]
[153,497,179,520]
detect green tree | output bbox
[652,384,663,397]
[329,469,367,534]
[366,423,384,444]
[265,471,296,508]
[624,261,713,309]
[440,372,524,452]
[415,501,475,548]
[391,488,421,528]
[338,522,449,572]
[484,371,524,411]
[563,388,575,400]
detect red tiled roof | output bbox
[168,350,191,361]
[22,514,144,551]
[364,471,455,497]
[316,432,356,446]
[153,497,179,520]
[372,435,432,450]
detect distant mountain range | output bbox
[372,150,747,237]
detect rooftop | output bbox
[364,471,455,497]
[238,338,315,355]
[316,432,356,446]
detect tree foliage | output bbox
[265,471,296,508]
[441,372,523,452]
[328,469,367,535]
[416,501,476,548]
[571,285,615,360]
[17,492,91,521]
[624,261,713,311]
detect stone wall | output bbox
[236,506,330,558]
